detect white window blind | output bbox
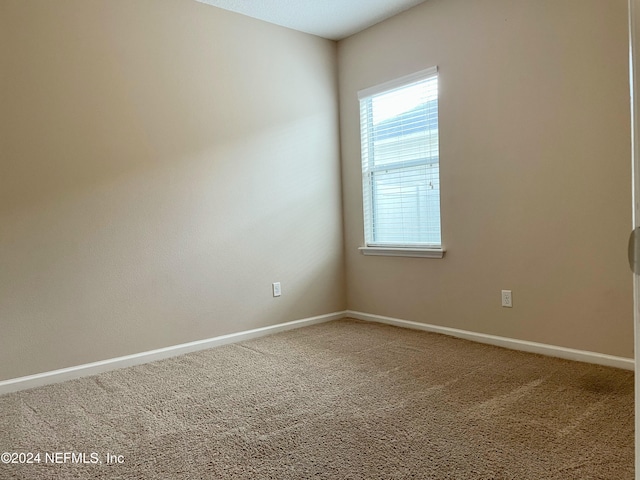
[358,67,441,248]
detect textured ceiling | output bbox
[194,0,428,40]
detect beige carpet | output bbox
[0,318,634,479]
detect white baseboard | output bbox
[346,310,635,371]
[3,309,632,396]
[0,311,347,395]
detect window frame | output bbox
[357,67,445,259]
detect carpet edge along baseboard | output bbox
[0,311,347,395]
[347,311,634,372]
[1,310,633,395]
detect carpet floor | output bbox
[0,318,634,479]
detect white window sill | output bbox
[358,246,445,258]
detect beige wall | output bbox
[0,0,345,380]
[0,0,633,382]
[338,0,634,357]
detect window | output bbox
[358,67,443,258]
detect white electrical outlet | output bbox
[501,290,512,308]
[272,282,281,297]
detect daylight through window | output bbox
[359,67,441,250]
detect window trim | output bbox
[358,66,443,257]
[358,246,445,259]
[357,66,438,101]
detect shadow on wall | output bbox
[0,0,344,381]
